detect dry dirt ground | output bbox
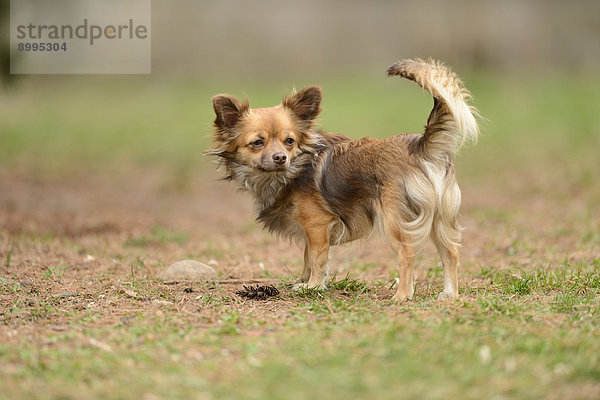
[1,162,598,336]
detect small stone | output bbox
[479,345,491,365]
[152,299,173,307]
[158,260,217,282]
[89,338,113,352]
[119,288,140,298]
[51,291,77,299]
[207,259,219,266]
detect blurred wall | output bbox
[2,0,600,80]
[150,0,600,75]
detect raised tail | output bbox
[387,58,479,161]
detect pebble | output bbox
[151,299,173,307]
[51,291,77,299]
[157,260,217,282]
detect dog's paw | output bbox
[292,283,308,291]
[392,281,414,303]
[392,289,414,303]
[292,282,326,291]
[392,294,410,303]
[437,290,458,301]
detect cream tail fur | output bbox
[387,58,480,162]
[386,58,480,249]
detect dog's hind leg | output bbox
[383,221,417,302]
[431,179,462,300]
[382,188,430,302]
[391,239,416,302]
[433,236,459,300]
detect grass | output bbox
[1,264,599,399]
[481,262,600,296]
[41,265,66,281]
[124,225,190,248]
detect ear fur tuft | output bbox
[282,86,322,122]
[213,95,249,130]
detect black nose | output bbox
[272,152,287,164]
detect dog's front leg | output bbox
[294,223,330,290]
[305,238,329,289]
[391,243,416,303]
[300,245,311,283]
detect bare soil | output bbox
[1,164,598,344]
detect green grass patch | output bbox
[2,263,599,400]
[328,273,370,293]
[124,225,189,247]
[482,263,600,297]
[1,71,599,178]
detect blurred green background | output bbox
[1,0,599,183]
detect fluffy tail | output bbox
[387,58,479,161]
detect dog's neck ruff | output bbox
[243,169,291,211]
[223,157,299,210]
[235,150,319,213]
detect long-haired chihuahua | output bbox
[207,59,479,302]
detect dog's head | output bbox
[208,86,323,180]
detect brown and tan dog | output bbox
[207,59,479,301]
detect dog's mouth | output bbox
[256,164,287,172]
[257,164,288,173]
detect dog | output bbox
[207,59,479,301]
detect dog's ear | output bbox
[213,95,249,131]
[283,86,322,122]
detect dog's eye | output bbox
[250,139,264,147]
[284,138,295,146]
